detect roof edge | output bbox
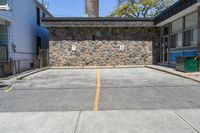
[34,0,53,17]
[42,17,154,22]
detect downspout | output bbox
[198,5,200,71]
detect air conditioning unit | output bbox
[0,4,10,10]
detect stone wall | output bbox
[49,27,159,66]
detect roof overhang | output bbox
[155,1,200,26]
[0,16,11,23]
[42,17,154,28]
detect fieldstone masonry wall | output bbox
[49,27,159,66]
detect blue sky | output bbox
[45,0,117,17]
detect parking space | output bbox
[0,69,96,112]
[99,69,200,110]
[0,68,200,112]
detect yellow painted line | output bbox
[5,86,12,93]
[93,69,101,111]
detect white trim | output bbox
[170,50,197,53]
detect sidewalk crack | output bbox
[174,111,200,133]
[74,111,81,133]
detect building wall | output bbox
[0,0,50,73]
[49,27,159,66]
[159,10,199,66]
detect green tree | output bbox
[110,0,177,17]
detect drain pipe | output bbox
[198,7,200,71]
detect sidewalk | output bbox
[0,109,199,133]
[146,65,200,82]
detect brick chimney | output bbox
[85,0,99,17]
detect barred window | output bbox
[0,45,7,62]
[184,29,197,46]
[0,25,8,45]
[171,33,182,48]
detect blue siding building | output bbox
[0,0,52,76]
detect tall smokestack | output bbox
[85,0,99,17]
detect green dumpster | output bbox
[176,56,199,72]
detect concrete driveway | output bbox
[0,68,200,133]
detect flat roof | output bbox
[43,17,154,22]
[155,0,198,24]
[42,17,155,27]
[42,0,200,27]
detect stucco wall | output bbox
[49,27,159,66]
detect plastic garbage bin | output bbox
[176,56,199,72]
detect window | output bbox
[0,25,8,45]
[164,27,169,36]
[171,34,177,48]
[43,12,45,18]
[183,12,198,47]
[0,45,7,62]
[0,0,7,5]
[172,18,183,33]
[0,24,8,62]
[184,29,197,46]
[171,33,182,48]
[36,7,40,26]
[185,12,198,28]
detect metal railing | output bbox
[0,45,8,62]
[0,59,39,78]
[0,49,49,78]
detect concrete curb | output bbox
[0,68,49,81]
[51,65,145,69]
[17,67,50,80]
[146,65,200,83]
[0,75,17,81]
[51,66,83,69]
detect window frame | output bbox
[183,11,198,47]
[169,11,198,49]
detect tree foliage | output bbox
[110,0,177,17]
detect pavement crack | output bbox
[174,111,200,133]
[74,111,81,133]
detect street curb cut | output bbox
[51,66,83,69]
[17,67,50,80]
[145,65,200,83]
